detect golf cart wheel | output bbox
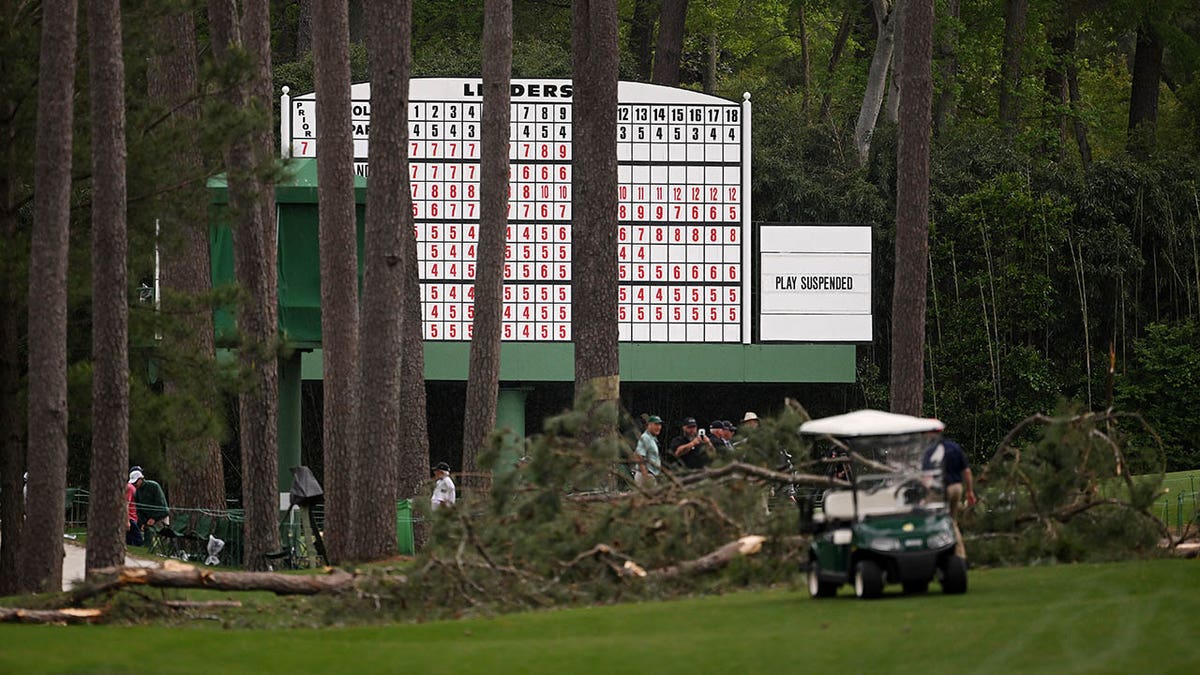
[853,560,884,599]
[807,563,839,599]
[902,580,930,595]
[941,555,968,595]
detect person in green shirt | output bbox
[634,415,664,487]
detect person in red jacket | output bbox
[125,469,145,546]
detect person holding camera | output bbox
[669,417,714,470]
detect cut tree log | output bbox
[85,560,356,596]
[0,607,105,624]
[648,535,768,579]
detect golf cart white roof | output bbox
[799,410,944,437]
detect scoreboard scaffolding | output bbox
[282,79,752,345]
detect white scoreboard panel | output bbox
[282,79,751,343]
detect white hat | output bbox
[128,469,144,484]
[742,411,759,422]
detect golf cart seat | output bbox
[822,488,909,520]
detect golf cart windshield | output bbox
[800,411,949,518]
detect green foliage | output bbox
[1116,320,1200,471]
[968,407,1165,566]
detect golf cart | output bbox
[798,410,967,599]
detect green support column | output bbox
[278,351,303,493]
[495,388,528,475]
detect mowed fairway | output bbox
[1,559,1196,674]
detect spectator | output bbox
[669,417,713,470]
[431,462,457,510]
[709,420,736,454]
[922,438,976,559]
[741,412,760,429]
[135,473,170,531]
[126,469,144,546]
[633,415,664,486]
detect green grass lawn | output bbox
[1,558,1197,674]
[1157,469,1200,530]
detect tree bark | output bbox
[208,0,280,571]
[398,222,430,548]
[999,0,1027,132]
[297,0,314,57]
[797,2,812,118]
[0,98,24,597]
[148,4,226,513]
[20,0,77,594]
[1065,24,1091,168]
[629,0,659,81]
[1126,20,1162,158]
[853,0,898,165]
[884,0,905,125]
[239,0,282,573]
[85,0,131,574]
[0,607,105,624]
[314,0,361,563]
[462,0,512,474]
[932,0,959,134]
[572,0,620,408]
[820,0,856,123]
[1043,24,1070,162]
[889,0,933,417]
[357,0,415,560]
[651,0,687,86]
[703,32,718,95]
[85,562,355,595]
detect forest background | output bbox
[0,0,1197,570]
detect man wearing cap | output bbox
[126,469,145,545]
[669,418,714,470]
[710,421,736,454]
[633,415,664,486]
[431,462,457,510]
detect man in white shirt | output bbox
[431,462,456,510]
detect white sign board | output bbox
[758,225,872,342]
[282,79,751,344]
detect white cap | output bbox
[128,470,144,484]
[742,412,759,422]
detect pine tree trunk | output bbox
[572,0,620,407]
[462,0,512,474]
[0,121,24,596]
[313,0,361,563]
[20,0,77,594]
[999,0,1027,132]
[85,0,131,574]
[629,0,658,81]
[797,3,811,119]
[884,0,905,125]
[297,0,314,57]
[208,0,280,570]
[651,0,687,86]
[398,231,430,544]
[1126,20,1162,158]
[1064,24,1091,168]
[357,0,414,560]
[820,0,856,122]
[932,0,959,134]
[889,0,933,417]
[1043,25,1070,162]
[147,5,226,513]
[238,0,282,572]
[853,0,897,165]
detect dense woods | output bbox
[0,0,1197,587]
